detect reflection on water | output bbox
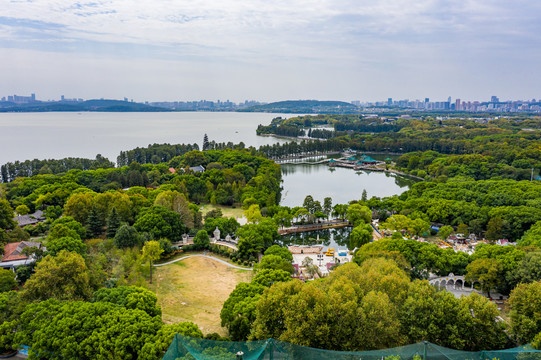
[280,163,418,207]
[280,227,353,251]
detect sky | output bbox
[1,0,540,103]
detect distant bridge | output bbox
[428,273,478,290]
[278,220,350,235]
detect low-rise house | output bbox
[0,241,45,270]
[189,165,205,173]
[13,210,45,227]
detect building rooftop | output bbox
[1,241,44,262]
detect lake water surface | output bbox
[0,112,294,165]
[0,112,415,206]
[280,163,415,207]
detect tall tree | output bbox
[22,251,93,301]
[509,281,541,345]
[193,230,210,250]
[486,217,504,242]
[86,206,104,238]
[114,224,141,248]
[142,241,163,284]
[323,197,332,218]
[203,133,210,151]
[0,268,17,292]
[106,207,121,238]
[0,199,15,230]
[465,258,503,298]
[349,223,373,249]
[347,203,372,227]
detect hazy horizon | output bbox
[2,1,540,103]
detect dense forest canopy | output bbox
[3,114,541,358]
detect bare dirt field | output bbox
[150,256,252,336]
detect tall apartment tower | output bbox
[455,99,461,111]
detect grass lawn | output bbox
[200,204,245,220]
[149,255,252,336]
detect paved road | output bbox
[154,254,253,270]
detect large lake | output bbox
[0,112,294,165]
[0,112,415,206]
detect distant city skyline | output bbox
[2,92,540,113]
[1,1,541,103]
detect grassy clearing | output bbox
[149,256,252,336]
[199,204,245,220]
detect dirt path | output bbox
[155,254,252,270]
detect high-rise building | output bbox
[491,96,499,103]
[455,99,461,111]
[387,98,392,106]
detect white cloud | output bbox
[1,0,541,101]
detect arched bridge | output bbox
[429,273,478,290]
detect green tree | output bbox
[438,225,454,240]
[92,286,162,317]
[243,204,262,224]
[193,230,210,250]
[303,195,315,214]
[0,268,17,292]
[323,197,332,218]
[114,224,141,248]
[457,223,469,236]
[264,245,293,262]
[86,206,104,238]
[203,134,210,151]
[63,191,94,225]
[15,204,30,215]
[134,205,185,242]
[251,268,292,287]
[332,204,348,220]
[139,322,203,360]
[183,150,207,167]
[47,236,87,257]
[154,190,194,229]
[0,199,15,230]
[509,281,541,344]
[203,217,240,237]
[519,221,541,247]
[256,254,294,274]
[400,280,507,350]
[106,207,121,238]
[142,240,163,284]
[237,218,278,259]
[251,280,304,340]
[486,216,504,241]
[50,216,87,239]
[45,205,63,222]
[220,282,264,340]
[9,300,163,360]
[513,252,541,284]
[273,209,292,228]
[22,251,93,301]
[381,215,413,236]
[466,258,503,298]
[349,223,373,249]
[347,203,372,226]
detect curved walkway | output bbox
[154,254,253,270]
